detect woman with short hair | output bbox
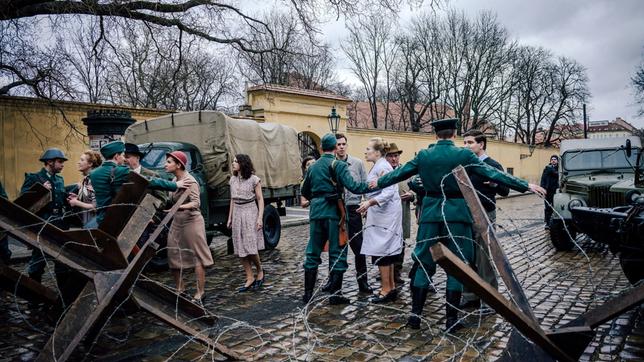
[356,137,403,303]
[165,151,214,303]
[227,154,266,292]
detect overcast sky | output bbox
[318,0,644,127]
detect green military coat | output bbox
[20,168,67,219]
[301,153,370,220]
[378,140,529,224]
[90,161,177,224]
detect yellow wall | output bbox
[0,96,169,199]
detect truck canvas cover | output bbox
[124,111,301,189]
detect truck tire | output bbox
[619,248,644,284]
[263,205,281,249]
[549,219,576,251]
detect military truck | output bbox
[549,136,642,251]
[568,138,644,284]
[124,111,302,260]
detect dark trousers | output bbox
[544,192,555,223]
[347,205,367,280]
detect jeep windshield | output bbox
[563,148,641,171]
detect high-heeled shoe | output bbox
[238,279,256,292]
[253,273,266,289]
[368,290,398,304]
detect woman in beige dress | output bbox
[165,151,214,302]
[67,150,102,229]
[227,154,265,292]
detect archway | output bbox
[298,131,321,160]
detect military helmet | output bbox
[39,148,68,162]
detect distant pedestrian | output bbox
[67,150,102,229]
[540,155,559,229]
[227,154,266,292]
[357,137,403,304]
[165,151,214,303]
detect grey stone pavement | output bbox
[1,195,644,361]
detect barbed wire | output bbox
[0,169,638,361]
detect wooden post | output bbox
[430,243,575,362]
[452,165,538,322]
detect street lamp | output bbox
[328,107,340,134]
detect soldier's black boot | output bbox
[357,275,372,293]
[445,290,465,333]
[320,273,333,293]
[407,285,429,329]
[302,269,317,304]
[328,271,351,305]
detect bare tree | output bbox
[633,59,644,117]
[103,23,239,110]
[238,10,338,90]
[507,46,589,146]
[343,13,395,129]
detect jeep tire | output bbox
[549,218,577,251]
[263,205,281,249]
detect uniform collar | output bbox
[103,160,117,166]
[436,139,454,145]
[40,168,54,178]
[322,153,335,159]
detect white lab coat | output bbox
[361,158,403,257]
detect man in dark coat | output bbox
[540,155,560,228]
[461,130,510,310]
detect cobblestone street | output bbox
[1,194,643,361]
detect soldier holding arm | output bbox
[371,119,545,331]
[301,134,371,305]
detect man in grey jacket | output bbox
[322,133,372,293]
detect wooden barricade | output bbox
[0,173,239,361]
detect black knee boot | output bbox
[328,271,350,305]
[321,272,333,293]
[407,285,428,329]
[302,269,317,304]
[445,290,465,332]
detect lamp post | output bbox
[327,107,340,134]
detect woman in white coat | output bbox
[356,137,403,303]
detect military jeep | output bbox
[568,138,644,284]
[549,136,642,253]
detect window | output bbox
[506,167,514,175]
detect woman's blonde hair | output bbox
[369,137,390,157]
[83,150,103,168]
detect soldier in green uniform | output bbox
[90,141,183,226]
[21,148,69,282]
[300,134,371,305]
[372,119,546,331]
